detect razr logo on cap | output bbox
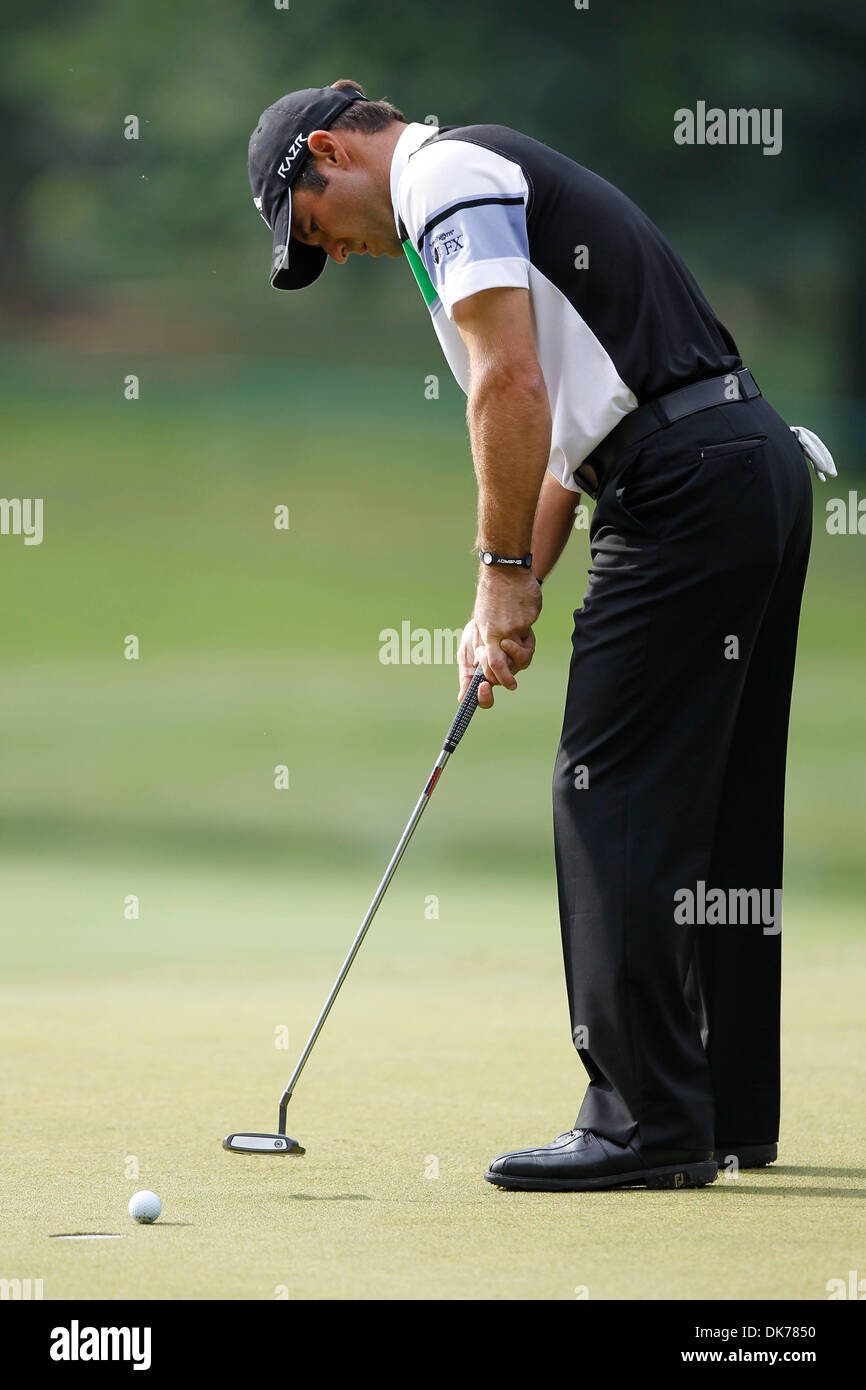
[277,133,307,179]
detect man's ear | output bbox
[307,129,347,167]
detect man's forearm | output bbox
[468,370,551,557]
[531,470,583,581]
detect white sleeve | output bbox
[398,139,531,318]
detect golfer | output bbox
[248,81,830,1191]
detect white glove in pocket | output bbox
[790,425,837,482]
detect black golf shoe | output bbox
[484,1127,718,1191]
[713,1141,777,1168]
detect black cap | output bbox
[248,85,368,291]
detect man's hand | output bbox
[457,568,542,707]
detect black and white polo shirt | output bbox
[390,122,742,491]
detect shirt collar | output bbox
[390,122,439,235]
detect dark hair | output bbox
[294,80,406,194]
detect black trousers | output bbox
[552,394,813,1152]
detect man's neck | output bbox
[364,120,409,192]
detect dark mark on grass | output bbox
[278,1193,371,1202]
[138,1221,194,1227]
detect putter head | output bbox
[223,1132,305,1156]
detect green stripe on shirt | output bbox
[402,238,438,307]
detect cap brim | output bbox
[269,188,327,291]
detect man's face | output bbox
[290,146,404,265]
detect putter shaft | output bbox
[278,748,450,1132]
[277,664,486,1135]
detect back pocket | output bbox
[699,435,767,460]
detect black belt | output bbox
[574,366,761,498]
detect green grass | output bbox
[1,349,864,1299]
[1,857,864,1301]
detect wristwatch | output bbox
[478,549,533,570]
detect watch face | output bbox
[481,552,493,564]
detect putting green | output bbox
[1,853,863,1301]
[2,353,863,1299]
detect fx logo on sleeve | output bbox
[431,228,465,263]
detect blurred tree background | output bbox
[1,0,864,451]
[0,0,863,1027]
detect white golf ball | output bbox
[128,1190,162,1224]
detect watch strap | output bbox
[478,549,533,569]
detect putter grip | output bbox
[443,664,486,753]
